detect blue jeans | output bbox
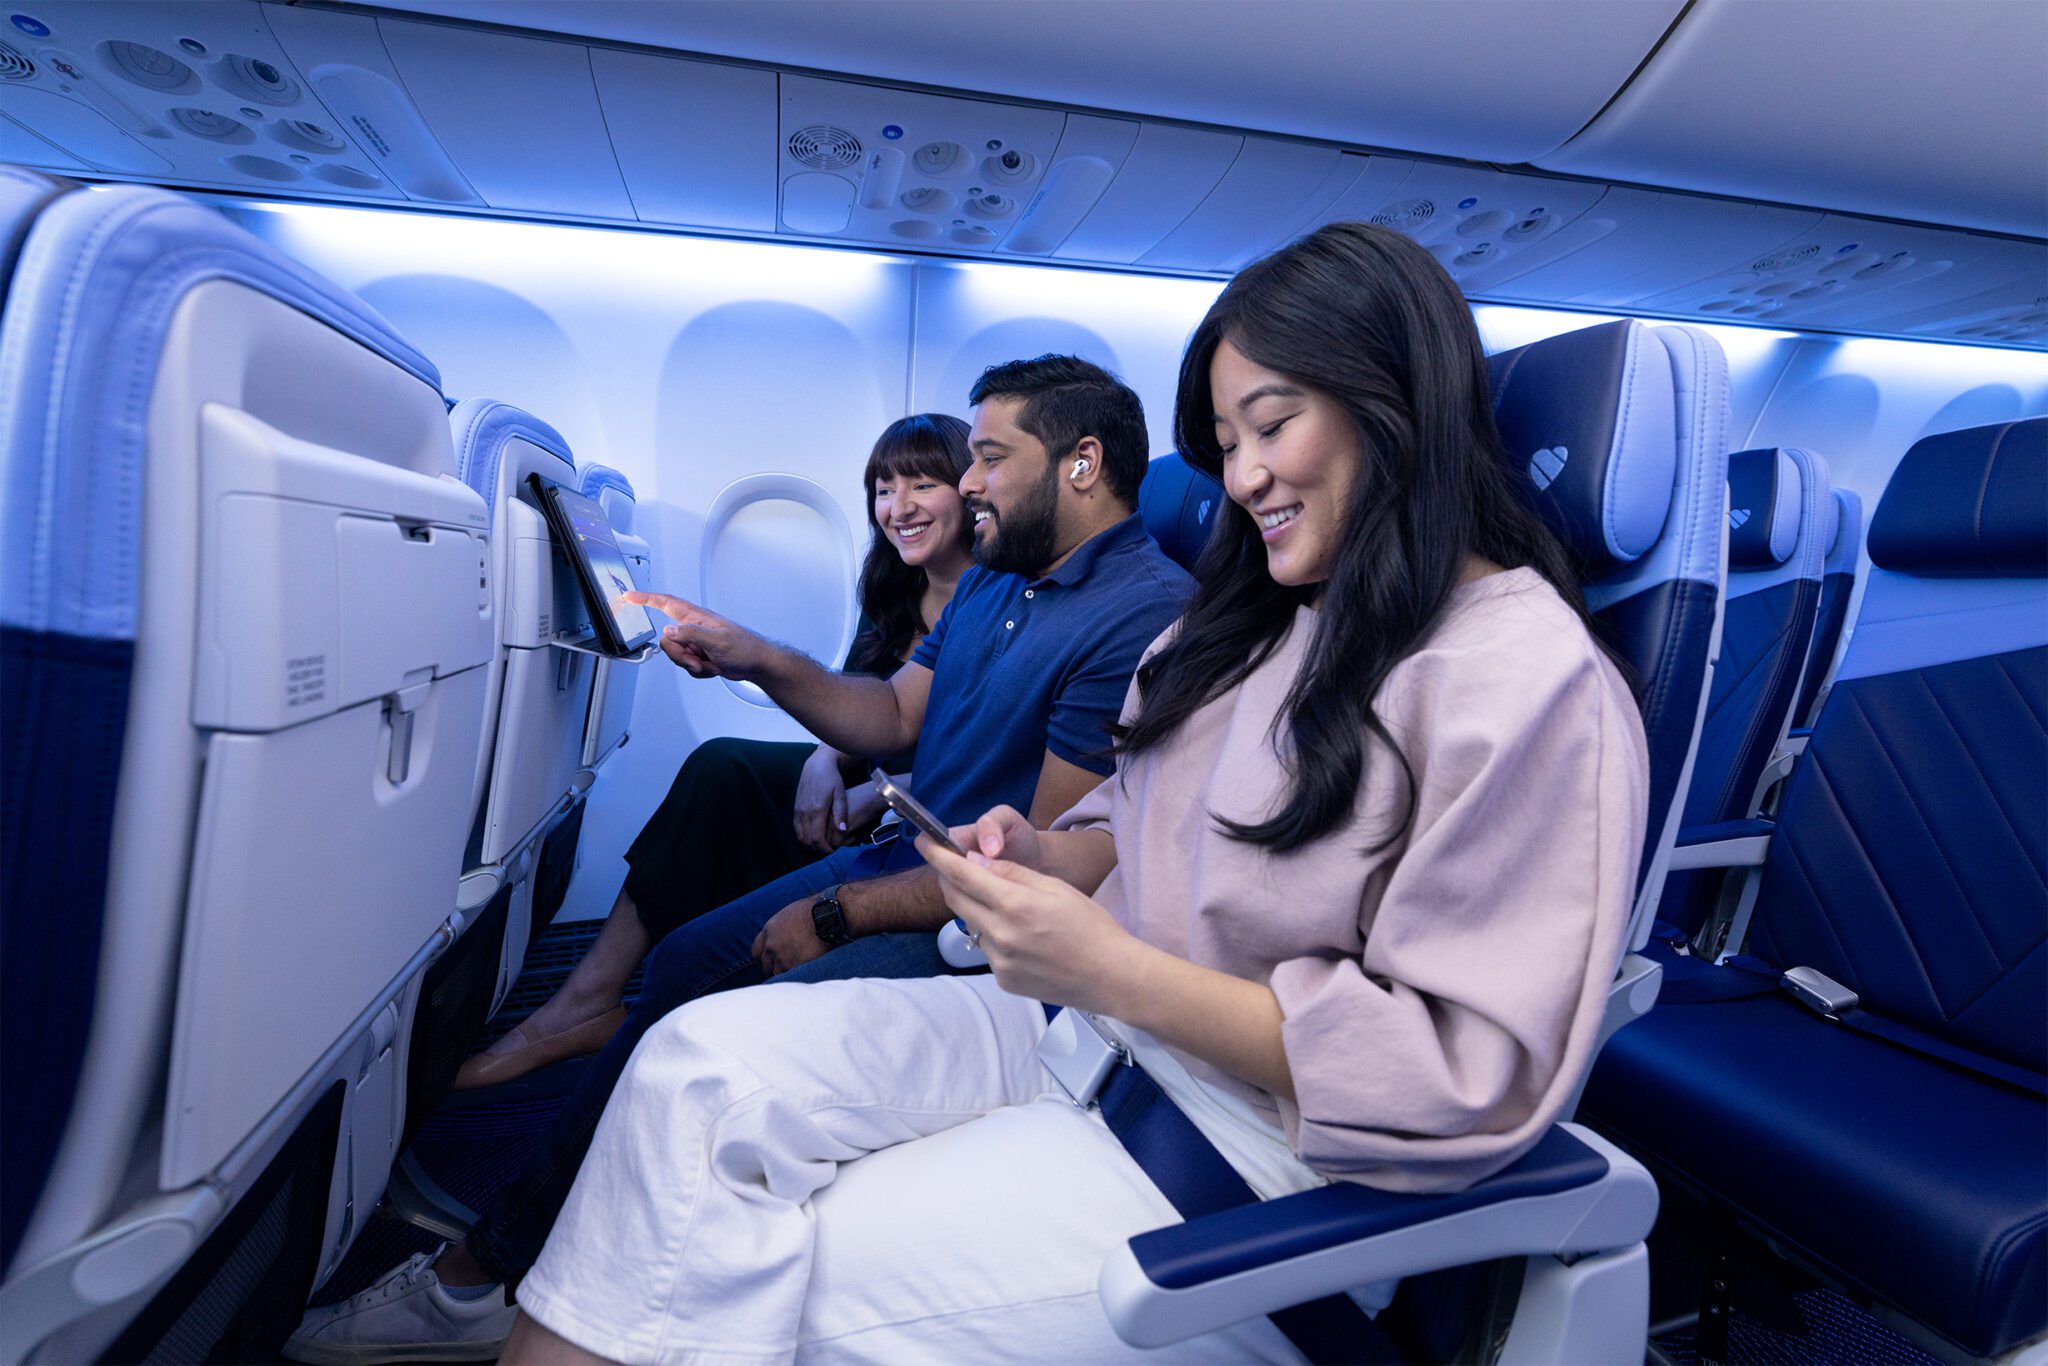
[466,845,961,1285]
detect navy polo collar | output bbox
[1032,513,1149,590]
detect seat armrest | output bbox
[1667,818,1774,871]
[1097,1124,1657,1349]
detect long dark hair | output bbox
[1116,222,1592,854]
[849,413,973,674]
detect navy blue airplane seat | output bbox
[1661,447,1832,935]
[1100,321,1729,1364]
[1139,451,1223,572]
[1791,488,1863,727]
[1582,418,2048,1359]
[1488,320,1729,932]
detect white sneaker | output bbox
[283,1246,516,1364]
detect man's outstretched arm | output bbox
[628,590,931,756]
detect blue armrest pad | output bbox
[1128,1128,1608,1291]
[1676,818,1775,846]
[1787,726,1813,740]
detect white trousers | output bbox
[517,974,1308,1365]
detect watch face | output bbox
[811,895,850,945]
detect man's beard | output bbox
[971,461,1061,575]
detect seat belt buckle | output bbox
[1780,965,1859,1018]
[1039,1007,1130,1109]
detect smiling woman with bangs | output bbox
[501,223,1651,1365]
[450,414,974,1092]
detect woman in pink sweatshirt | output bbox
[503,222,1650,1366]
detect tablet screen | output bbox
[531,477,662,655]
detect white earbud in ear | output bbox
[1071,458,1090,478]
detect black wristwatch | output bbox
[811,886,853,946]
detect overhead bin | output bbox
[376,17,635,219]
[1536,0,2048,238]
[591,49,777,232]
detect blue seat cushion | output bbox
[1586,994,2048,1357]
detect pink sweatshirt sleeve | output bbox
[1268,641,1647,1192]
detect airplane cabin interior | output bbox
[0,2,2043,1364]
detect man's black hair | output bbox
[968,354,1149,507]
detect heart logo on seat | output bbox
[1729,508,1752,530]
[1528,446,1568,490]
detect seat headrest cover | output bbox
[1138,452,1223,572]
[1868,418,2047,578]
[0,183,440,642]
[448,398,575,513]
[1488,319,1677,576]
[579,464,635,505]
[1726,448,1802,569]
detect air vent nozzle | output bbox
[0,41,34,80]
[787,124,862,171]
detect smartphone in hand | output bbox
[870,769,966,857]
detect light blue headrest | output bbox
[580,464,637,534]
[1869,419,2047,578]
[448,399,576,516]
[0,183,439,642]
[0,166,75,308]
[1138,453,1223,572]
[1726,448,1802,569]
[580,464,635,505]
[1488,319,1678,575]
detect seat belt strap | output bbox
[1040,1004,1400,1364]
[1639,942,2047,1099]
[1831,1007,2048,1100]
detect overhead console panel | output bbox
[776,73,1066,251]
[0,1,399,198]
[264,4,479,204]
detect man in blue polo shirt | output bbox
[288,355,1192,1363]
